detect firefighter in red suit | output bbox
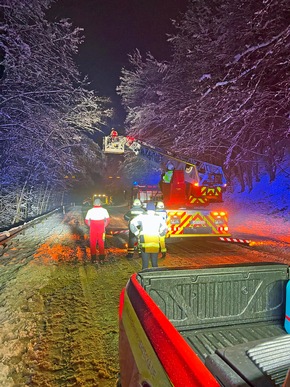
[85,198,110,263]
[110,128,118,141]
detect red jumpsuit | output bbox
[85,205,110,258]
[110,129,118,141]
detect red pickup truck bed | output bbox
[118,263,289,386]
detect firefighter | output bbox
[155,201,168,258]
[110,128,118,142]
[124,198,146,258]
[130,202,167,270]
[162,162,174,183]
[85,198,110,263]
[161,162,174,197]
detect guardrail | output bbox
[0,207,62,245]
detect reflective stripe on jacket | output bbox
[124,206,146,222]
[130,213,167,252]
[139,234,160,253]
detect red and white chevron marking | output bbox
[109,229,129,235]
[219,237,251,244]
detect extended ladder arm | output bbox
[103,135,226,188]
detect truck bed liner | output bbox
[247,335,290,386]
[205,334,290,386]
[137,263,289,386]
[179,321,286,362]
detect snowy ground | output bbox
[219,162,290,268]
[0,161,288,386]
[225,165,289,244]
[0,199,288,386]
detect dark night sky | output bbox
[49,0,188,126]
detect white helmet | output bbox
[156,201,164,209]
[133,198,142,207]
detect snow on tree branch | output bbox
[0,0,112,226]
[118,0,290,191]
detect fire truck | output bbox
[103,135,230,238]
[92,193,112,206]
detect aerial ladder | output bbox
[103,133,230,238]
[103,134,227,206]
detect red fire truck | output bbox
[103,135,230,238]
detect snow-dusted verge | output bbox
[225,159,289,244]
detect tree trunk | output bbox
[12,181,27,224]
[39,184,49,214]
[237,164,245,193]
[245,166,253,192]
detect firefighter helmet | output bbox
[133,198,142,207]
[156,201,164,209]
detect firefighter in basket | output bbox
[110,128,118,142]
[162,162,174,183]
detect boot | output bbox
[161,252,166,258]
[126,253,133,259]
[99,255,105,264]
[91,254,97,263]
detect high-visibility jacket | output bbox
[163,170,173,183]
[124,205,146,254]
[130,212,167,253]
[124,205,146,222]
[156,208,168,253]
[155,208,167,222]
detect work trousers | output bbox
[90,230,105,256]
[127,229,138,255]
[159,236,167,253]
[141,251,158,270]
